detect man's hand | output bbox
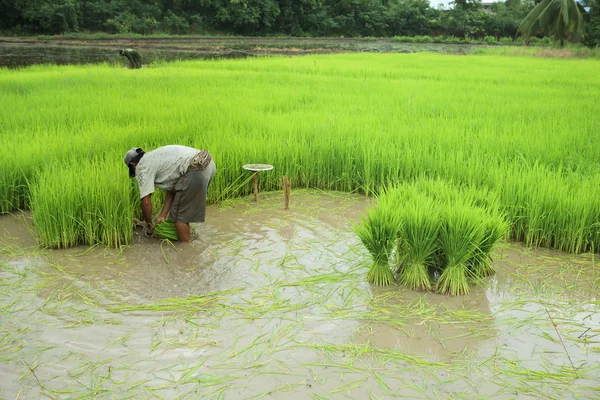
[144,222,154,237]
[158,192,175,224]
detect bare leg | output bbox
[175,222,191,243]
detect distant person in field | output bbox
[124,145,216,242]
[118,49,143,69]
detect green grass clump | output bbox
[29,157,135,248]
[396,192,439,292]
[468,212,509,278]
[355,196,400,286]
[358,179,508,295]
[155,220,179,241]
[436,203,486,296]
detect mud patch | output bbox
[1,190,599,399]
[0,39,491,68]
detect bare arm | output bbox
[141,195,153,235]
[157,191,175,223]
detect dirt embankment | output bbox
[0,36,398,54]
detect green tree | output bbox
[486,0,532,38]
[0,0,21,31]
[386,0,439,36]
[15,0,81,33]
[582,0,600,47]
[214,0,280,34]
[322,0,389,37]
[276,0,321,35]
[101,0,162,34]
[518,0,584,47]
[445,0,490,38]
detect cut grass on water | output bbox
[1,197,599,399]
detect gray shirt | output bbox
[135,145,199,199]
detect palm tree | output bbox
[518,0,584,47]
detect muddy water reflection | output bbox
[354,286,496,361]
[1,190,599,399]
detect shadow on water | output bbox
[0,44,253,68]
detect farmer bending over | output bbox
[124,145,216,242]
[118,49,143,69]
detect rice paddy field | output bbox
[1,192,600,399]
[1,52,600,398]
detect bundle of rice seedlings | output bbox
[355,199,400,286]
[468,212,508,278]
[436,203,486,296]
[155,220,179,241]
[396,196,439,291]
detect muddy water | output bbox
[1,190,599,399]
[0,43,251,68]
[0,40,479,68]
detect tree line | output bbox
[0,0,598,47]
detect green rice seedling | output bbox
[436,202,486,296]
[29,156,135,248]
[2,54,600,251]
[396,194,440,292]
[468,212,509,278]
[155,220,179,241]
[370,178,506,294]
[355,198,400,286]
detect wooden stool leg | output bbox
[253,172,259,202]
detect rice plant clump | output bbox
[468,211,509,279]
[436,202,487,296]
[29,157,135,248]
[357,179,508,295]
[396,192,439,292]
[355,195,401,286]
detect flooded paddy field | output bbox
[1,190,599,399]
[0,42,252,69]
[0,38,481,68]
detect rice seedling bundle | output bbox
[468,212,509,278]
[1,54,599,250]
[358,179,507,294]
[355,195,400,286]
[435,202,487,296]
[155,220,179,241]
[396,193,439,292]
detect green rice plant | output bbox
[355,197,400,286]
[368,178,505,294]
[155,220,179,241]
[436,202,487,296]
[395,193,440,292]
[1,54,600,251]
[468,212,509,278]
[29,156,135,248]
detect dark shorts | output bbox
[169,160,216,223]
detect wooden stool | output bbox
[242,164,274,202]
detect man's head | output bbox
[118,49,125,56]
[124,148,145,177]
